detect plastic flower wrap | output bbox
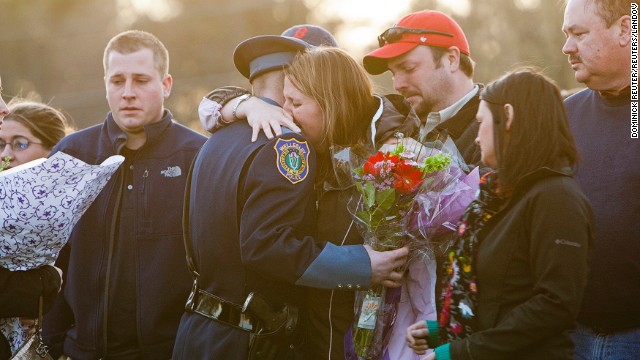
[333,135,479,360]
[0,151,123,353]
[408,140,480,260]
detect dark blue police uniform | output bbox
[172,121,372,360]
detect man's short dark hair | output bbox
[430,46,475,78]
[103,30,169,77]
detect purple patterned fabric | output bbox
[0,152,123,354]
[0,152,123,270]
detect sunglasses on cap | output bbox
[378,27,454,47]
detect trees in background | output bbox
[0,0,579,131]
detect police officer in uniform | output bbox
[172,34,409,360]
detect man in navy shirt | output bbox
[562,1,639,358]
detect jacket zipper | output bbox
[102,144,126,356]
[141,169,149,192]
[141,169,149,221]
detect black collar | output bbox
[105,110,173,153]
[435,84,483,139]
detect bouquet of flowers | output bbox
[1,151,123,353]
[333,135,479,360]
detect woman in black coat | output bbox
[406,68,595,360]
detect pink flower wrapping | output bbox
[333,136,479,360]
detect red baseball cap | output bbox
[363,10,470,75]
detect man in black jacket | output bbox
[42,30,206,359]
[363,10,482,169]
[363,11,487,348]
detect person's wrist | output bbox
[231,93,252,122]
[426,320,440,348]
[434,343,451,360]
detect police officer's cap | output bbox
[233,35,312,83]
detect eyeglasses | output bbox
[0,138,44,152]
[378,27,454,47]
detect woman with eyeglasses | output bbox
[405,68,595,360]
[0,91,68,359]
[0,99,70,169]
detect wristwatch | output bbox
[231,93,252,122]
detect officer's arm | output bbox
[295,244,408,289]
[240,134,407,290]
[239,135,358,289]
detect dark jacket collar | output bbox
[521,165,572,182]
[105,110,174,154]
[435,84,483,139]
[510,165,574,199]
[373,93,420,145]
[491,165,575,215]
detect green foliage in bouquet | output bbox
[0,156,10,171]
[352,146,451,232]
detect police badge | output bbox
[274,138,309,184]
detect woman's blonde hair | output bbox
[284,47,377,152]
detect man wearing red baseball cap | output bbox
[364,10,482,168]
[360,10,484,360]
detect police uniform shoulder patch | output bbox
[274,137,310,184]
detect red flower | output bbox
[363,151,398,177]
[393,161,424,194]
